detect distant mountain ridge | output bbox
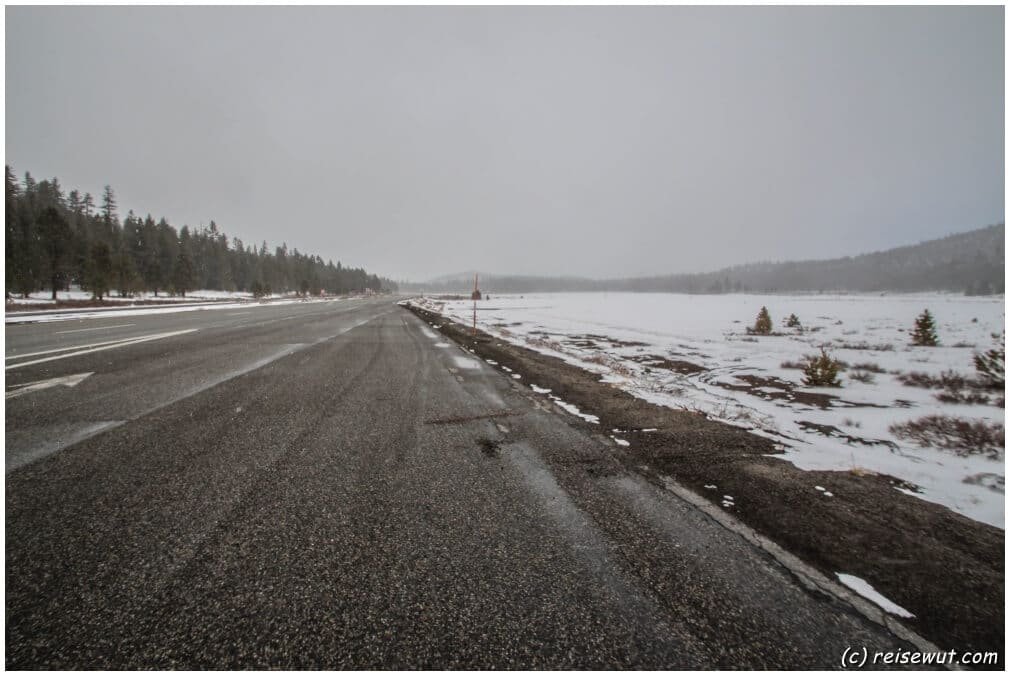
[404,224,1004,295]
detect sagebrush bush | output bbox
[849,370,876,384]
[889,415,1004,459]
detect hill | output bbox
[406,224,1004,295]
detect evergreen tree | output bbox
[803,349,841,387]
[974,333,1005,389]
[5,166,20,296]
[38,206,73,300]
[101,184,117,230]
[911,309,939,346]
[86,240,113,300]
[751,306,773,335]
[173,248,196,297]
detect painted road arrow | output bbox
[5,372,94,400]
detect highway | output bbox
[5,297,912,668]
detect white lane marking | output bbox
[8,335,160,360]
[6,372,94,399]
[5,329,198,371]
[54,323,135,335]
[227,312,251,316]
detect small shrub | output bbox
[974,332,1005,389]
[935,389,991,405]
[897,370,982,390]
[750,307,773,335]
[802,349,842,387]
[911,309,939,346]
[785,313,801,329]
[889,415,1004,459]
[834,340,895,352]
[849,370,876,384]
[250,281,272,298]
[852,362,885,374]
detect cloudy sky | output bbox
[6,6,1003,281]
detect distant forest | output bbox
[408,224,1005,296]
[5,166,396,300]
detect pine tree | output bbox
[751,306,773,335]
[974,333,1005,389]
[38,206,73,300]
[87,240,113,300]
[101,185,117,229]
[803,349,841,387]
[786,313,801,329]
[173,248,195,297]
[911,309,939,346]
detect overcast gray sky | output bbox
[6,6,1004,281]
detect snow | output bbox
[451,355,480,370]
[409,292,1005,528]
[7,294,347,324]
[836,573,915,618]
[548,396,600,424]
[6,288,263,305]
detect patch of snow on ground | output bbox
[549,396,600,424]
[412,292,1005,528]
[451,356,480,370]
[836,573,915,618]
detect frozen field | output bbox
[413,292,1005,528]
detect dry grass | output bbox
[833,340,895,351]
[889,415,1004,459]
[897,370,983,390]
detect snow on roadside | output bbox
[836,573,915,618]
[408,292,1005,528]
[5,288,265,305]
[6,294,347,324]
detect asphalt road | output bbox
[6,297,912,668]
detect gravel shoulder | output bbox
[406,304,1005,661]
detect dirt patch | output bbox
[406,303,1005,662]
[797,420,898,449]
[628,354,707,375]
[716,374,838,409]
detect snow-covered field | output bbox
[413,292,1005,528]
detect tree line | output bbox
[5,166,396,301]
